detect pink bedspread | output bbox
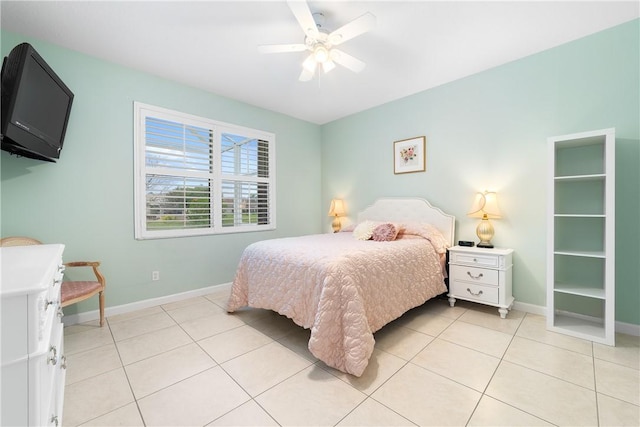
[227,232,447,376]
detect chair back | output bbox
[0,236,42,247]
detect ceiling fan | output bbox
[258,0,376,81]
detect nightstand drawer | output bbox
[450,252,498,268]
[450,265,498,286]
[450,280,499,304]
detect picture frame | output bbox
[394,136,426,174]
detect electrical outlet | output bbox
[152,271,160,281]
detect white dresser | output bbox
[448,245,514,318]
[1,244,66,427]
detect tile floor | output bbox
[62,285,640,426]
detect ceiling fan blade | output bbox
[330,49,366,73]
[322,60,336,74]
[287,0,318,39]
[328,12,376,45]
[258,44,307,54]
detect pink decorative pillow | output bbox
[372,223,400,241]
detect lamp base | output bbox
[475,218,495,249]
[331,216,342,233]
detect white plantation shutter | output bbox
[134,102,275,239]
[220,133,270,227]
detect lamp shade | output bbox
[467,191,502,219]
[328,199,346,217]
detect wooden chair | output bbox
[0,236,107,326]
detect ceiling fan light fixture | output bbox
[313,45,330,63]
[302,54,317,72]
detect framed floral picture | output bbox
[394,136,426,174]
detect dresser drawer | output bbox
[450,251,499,268]
[450,265,498,286]
[31,317,64,427]
[450,280,499,305]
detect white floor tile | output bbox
[372,363,481,426]
[63,368,135,427]
[597,393,640,427]
[374,325,434,360]
[457,305,525,334]
[256,365,366,426]
[79,402,144,426]
[516,313,593,356]
[336,397,415,426]
[207,400,278,426]
[595,358,640,406]
[179,310,246,341]
[439,320,512,358]
[137,366,250,426]
[594,332,640,369]
[222,341,313,397]
[323,348,407,395]
[64,325,114,355]
[106,305,164,324]
[504,336,595,389]
[108,311,176,341]
[412,338,500,392]
[65,343,122,385]
[486,361,598,426]
[468,395,554,426]
[125,342,217,398]
[198,324,273,363]
[116,324,193,365]
[165,299,224,323]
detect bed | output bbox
[227,197,455,377]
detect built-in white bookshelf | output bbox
[547,128,615,346]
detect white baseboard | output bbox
[512,301,547,316]
[64,284,640,337]
[62,283,232,326]
[614,320,640,336]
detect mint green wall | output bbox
[321,19,639,325]
[0,32,322,314]
[2,20,638,326]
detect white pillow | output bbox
[352,220,378,240]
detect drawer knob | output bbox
[61,355,67,370]
[466,288,484,297]
[51,415,59,427]
[47,346,58,365]
[467,271,484,280]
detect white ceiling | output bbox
[2,1,638,124]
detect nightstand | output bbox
[447,246,514,318]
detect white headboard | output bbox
[357,197,456,246]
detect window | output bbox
[134,102,275,239]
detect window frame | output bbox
[134,102,276,240]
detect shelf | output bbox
[550,313,607,341]
[554,174,605,182]
[554,214,605,218]
[554,250,605,258]
[553,283,605,299]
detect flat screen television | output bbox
[1,42,74,162]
